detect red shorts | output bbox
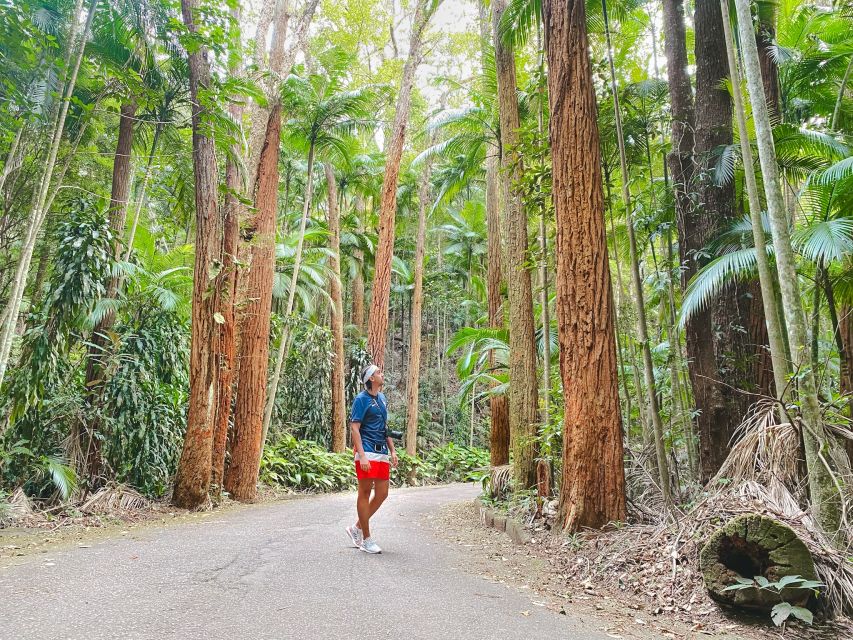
[355,459,390,481]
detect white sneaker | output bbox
[360,537,382,554]
[346,525,363,548]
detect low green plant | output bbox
[425,442,489,483]
[723,575,824,626]
[260,434,356,492]
[0,440,77,501]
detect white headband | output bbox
[362,364,379,385]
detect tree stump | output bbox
[699,514,817,612]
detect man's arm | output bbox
[386,436,398,467]
[352,422,370,470]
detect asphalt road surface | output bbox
[0,483,616,640]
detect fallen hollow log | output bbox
[699,514,817,612]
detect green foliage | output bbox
[260,437,489,492]
[99,312,189,497]
[723,575,824,627]
[260,434,356,492]
[269,320,334,445]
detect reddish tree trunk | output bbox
[325,163,347,453]
[211,64,243,493]
[486,151,509,466]
[543,0,626,530]
[480,0,509,467]
[367,0,432,367]
[224,104,282,502]
[493,0,539,488]
[173,0,222,509]
[83,100,136,483]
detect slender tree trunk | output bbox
[602,0,671,507]
[734,0,844,534]
[486,150,510,466]
[211,20,244,495]
[543,0,626,530]
[0,0,95,391]
[225,104,282,502]
[367,0,434,366]
[0,125,24,195]
[839,305,853,464]
[173,0,223,509]
[492,0,539,489]
[720,0,789,402]
[405,162,431,456]
[82,100,137,484]
[261,143,315,440]
[326,163,347,453]
[477,0,509,467]
[125,124,163,258]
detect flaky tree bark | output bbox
[486,150,510,466]
[82,100,137,483]
[225,104,282,503]
[325,163,347,453]
[367,0,434,366]
[0,0,95,390]
[173,0,223,509]
[733,0,844,535]
[211,15,244,494]
[405,161,431,457]
[543,0,626,530]
[492,0,539,489]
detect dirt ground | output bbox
[427,500,852,640]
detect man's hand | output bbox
[359,455,371,472]
[391,451,399,468]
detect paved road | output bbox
[0,484,614,640]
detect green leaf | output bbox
[771,602,792,626]
[776,575,804,589]
[755,576,771,589]
[789,606,813,625]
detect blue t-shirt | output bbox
[350,390,388,455]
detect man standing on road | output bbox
[346,364,398,554]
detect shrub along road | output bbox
[0,484,618,639]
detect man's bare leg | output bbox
[357,479,374,539]
[368,480,389,518]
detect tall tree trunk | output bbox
[262,142,315,441]
[734,0,844,535]
[225,104,282,503]
[486,150,510,466]
[0,0,95,391]
[492,0,539,489]
[719,0,789,402]
[405,161,431,457]
[602,0,671,507]
[211,17,244,495]
[477,0,509,467]
[367,0,434,366]
[691,0,740,482]
[125,124,163,258]
[543,0,626,530]
[840,306,853,464]
[173,0,223,509]
[82,100,137,484]
[325,163,347,453]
